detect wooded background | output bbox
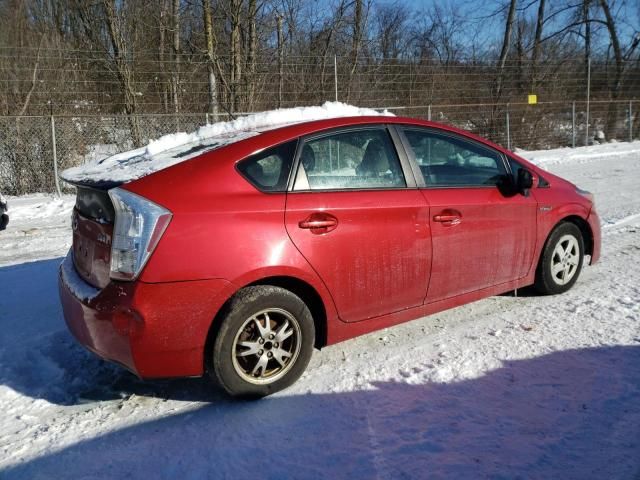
[0,0,639,194]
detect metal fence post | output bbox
[334,55,338,102]
[205,112,210,125]
[572,101,576,148]
[427,104,431,121]
[506,106,511,150]
[50,115,62,197]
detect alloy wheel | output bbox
[231,308,302,385]
[550,234,580,286]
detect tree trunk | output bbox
[246,0,257,110]
[583,0,591,82]
[347,0,363,102]
[159,4,169,113]
[277,14,284,108]
[230,0,242,112]
[491,0,517,144]
[495,0,517,101]
[172,0,180,114]
[530,0,546,91]
[598,0,623,139]
[102,0,141,146]
[516,19,526,93]
[202,0,218,116]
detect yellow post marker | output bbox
[528,94,538,105]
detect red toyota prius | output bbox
[59,115,601,397]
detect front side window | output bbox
[237,140,297,192]
[294,128,406,190]
[403,128,506,187]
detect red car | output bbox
[59,115,600,397]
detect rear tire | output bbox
[210,285,315,398]
[534,222,584,295]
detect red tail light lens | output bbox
[108,188,172,281]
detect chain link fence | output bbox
[0,100,637,195]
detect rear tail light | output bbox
[108,188,172,281]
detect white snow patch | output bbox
[516,140,640,166]
[61,102,392,185]
[1,141,640,478]
[59,250,100,302]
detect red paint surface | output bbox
[285,189,431,322]
[59,115,601,378]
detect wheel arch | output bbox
[246,276,328,350]
[203,275,329,373]
[532,213,593,284]
[558,214,594,257]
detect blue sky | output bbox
[373,0,639,56]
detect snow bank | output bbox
[2,143,640,476]
[61,102,391,185]
[517,140,640,167]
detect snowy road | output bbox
[1,142,639,479]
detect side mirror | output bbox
[517,168,533,195]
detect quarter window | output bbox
[237,140,297,192]
[403,128,506,187]
[294,129,406,190]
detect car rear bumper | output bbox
[59,251,233,378]
[587,208,601,264]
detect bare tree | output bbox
[17,35,44,116]
[229,0,242,111]
[246,0,258,109]
[159,3,169,113]
[347,0,364,101]
[277,13,284,108]
[102,0,141,145]
[495,0,518,102]
[583,0,591,83]
[598,0,640,138]
[172,0,180,113]
[374,3,408,60]
[202,0,218,116]
[530,0,546,90]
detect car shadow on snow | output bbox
[0,258,222,405]
[3,343,640,479]
[1,260,640,478]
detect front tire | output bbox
[211,285,315,397]
[534,222,584,295]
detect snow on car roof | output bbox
[60,102,392,185]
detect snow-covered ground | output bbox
[1,141,639,479]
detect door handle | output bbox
[433,210,462,226]
[299,219,337,228]
[298,213,338,234]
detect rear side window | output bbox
[403,128,506,187]
[237,140,297,192]
[293,128,406,190]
